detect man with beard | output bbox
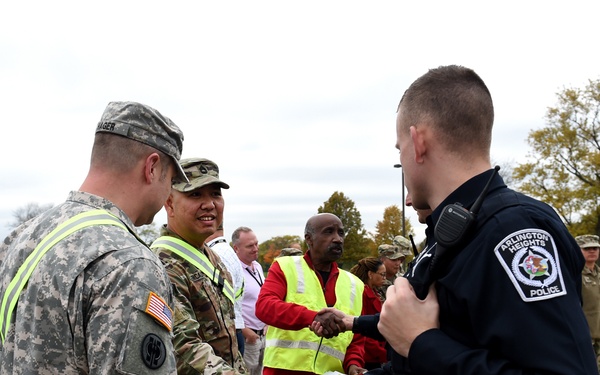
[255,213,366,375]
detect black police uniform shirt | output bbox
[394,170,597,375]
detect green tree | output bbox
[318,191,371,269]
[8,202,54,229]
[372,205,414,249]
[258,234,303,270]
[513,78,600,236]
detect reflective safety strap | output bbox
[0,209,127,343]
[151,236,235,303]
[292,256,306,293]
[346,272,358,311]
[236,280,244,300]
[265,338,345,362]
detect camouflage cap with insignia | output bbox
[393,235,412,257]
[96,101,188,183]
[172,158,230,192]
[378,244,403,260]
[575,234,600,249]
[277,247,303,258]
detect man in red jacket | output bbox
[256,213,366,375]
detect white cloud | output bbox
[1,0,599,245]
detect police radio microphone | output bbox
[434,166,500,248]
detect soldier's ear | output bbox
[164,193,175,216]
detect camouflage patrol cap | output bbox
[575,234,600,249]
[277,247,303,258]
[378,244,403,260]
[172,158,230,192]
[96,101,188,183]
[393,235,412,256]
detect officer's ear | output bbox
[410,125,427,164]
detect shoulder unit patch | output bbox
[494,228,566,302]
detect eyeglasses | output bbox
[378,272,387,277]
[583,247,600,252]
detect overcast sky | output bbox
[1,1,599,245]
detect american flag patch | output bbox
[145,292,173,331]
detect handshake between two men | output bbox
[309,278,440,359]
[310,308,354,339]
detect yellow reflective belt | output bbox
[0,209,127,343]
[151,236,235,303]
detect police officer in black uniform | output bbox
[378,66,597,375]
[379,65,596,374]
[310,65,597,374]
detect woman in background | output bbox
[349,257,387,370]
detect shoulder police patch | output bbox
[494,228,566,302]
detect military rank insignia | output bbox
[145,292,173,331]
[494,228,566,302]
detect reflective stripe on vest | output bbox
[263,256,364,374]
[150,236,235,303]
[0,209,127,343]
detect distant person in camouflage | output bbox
[576,234,600,371]
[150,158,247,375]
[0,101,187,374]
[275,247,304,259]
[393,235,412,274]
[377,239,410,298]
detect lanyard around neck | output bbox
[246,266,263,286]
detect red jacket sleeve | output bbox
[343,332,366,371]
[255,261,318,330]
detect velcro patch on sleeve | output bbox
[145,292,173,331]
[494,228,566,302]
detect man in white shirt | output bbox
[232,227,266,375]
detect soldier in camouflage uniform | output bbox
[151,158,247,375]
[393,235,413,275]
[377,236,411,298]
[0,101,187,374]
[576,234,600,371]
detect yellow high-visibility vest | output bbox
[263,256,363,374]
[0,210,127,343]
[150,236,235,303]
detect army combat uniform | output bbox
[0,191,177,374]
[152,226,247,375]
[378,239,411,298]
[577,234,600,371]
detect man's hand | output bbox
[347,364,367,375]
[312,311,345,339]
[378,277,439,357]
[310,308,355,337]
[241,327,259,344]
